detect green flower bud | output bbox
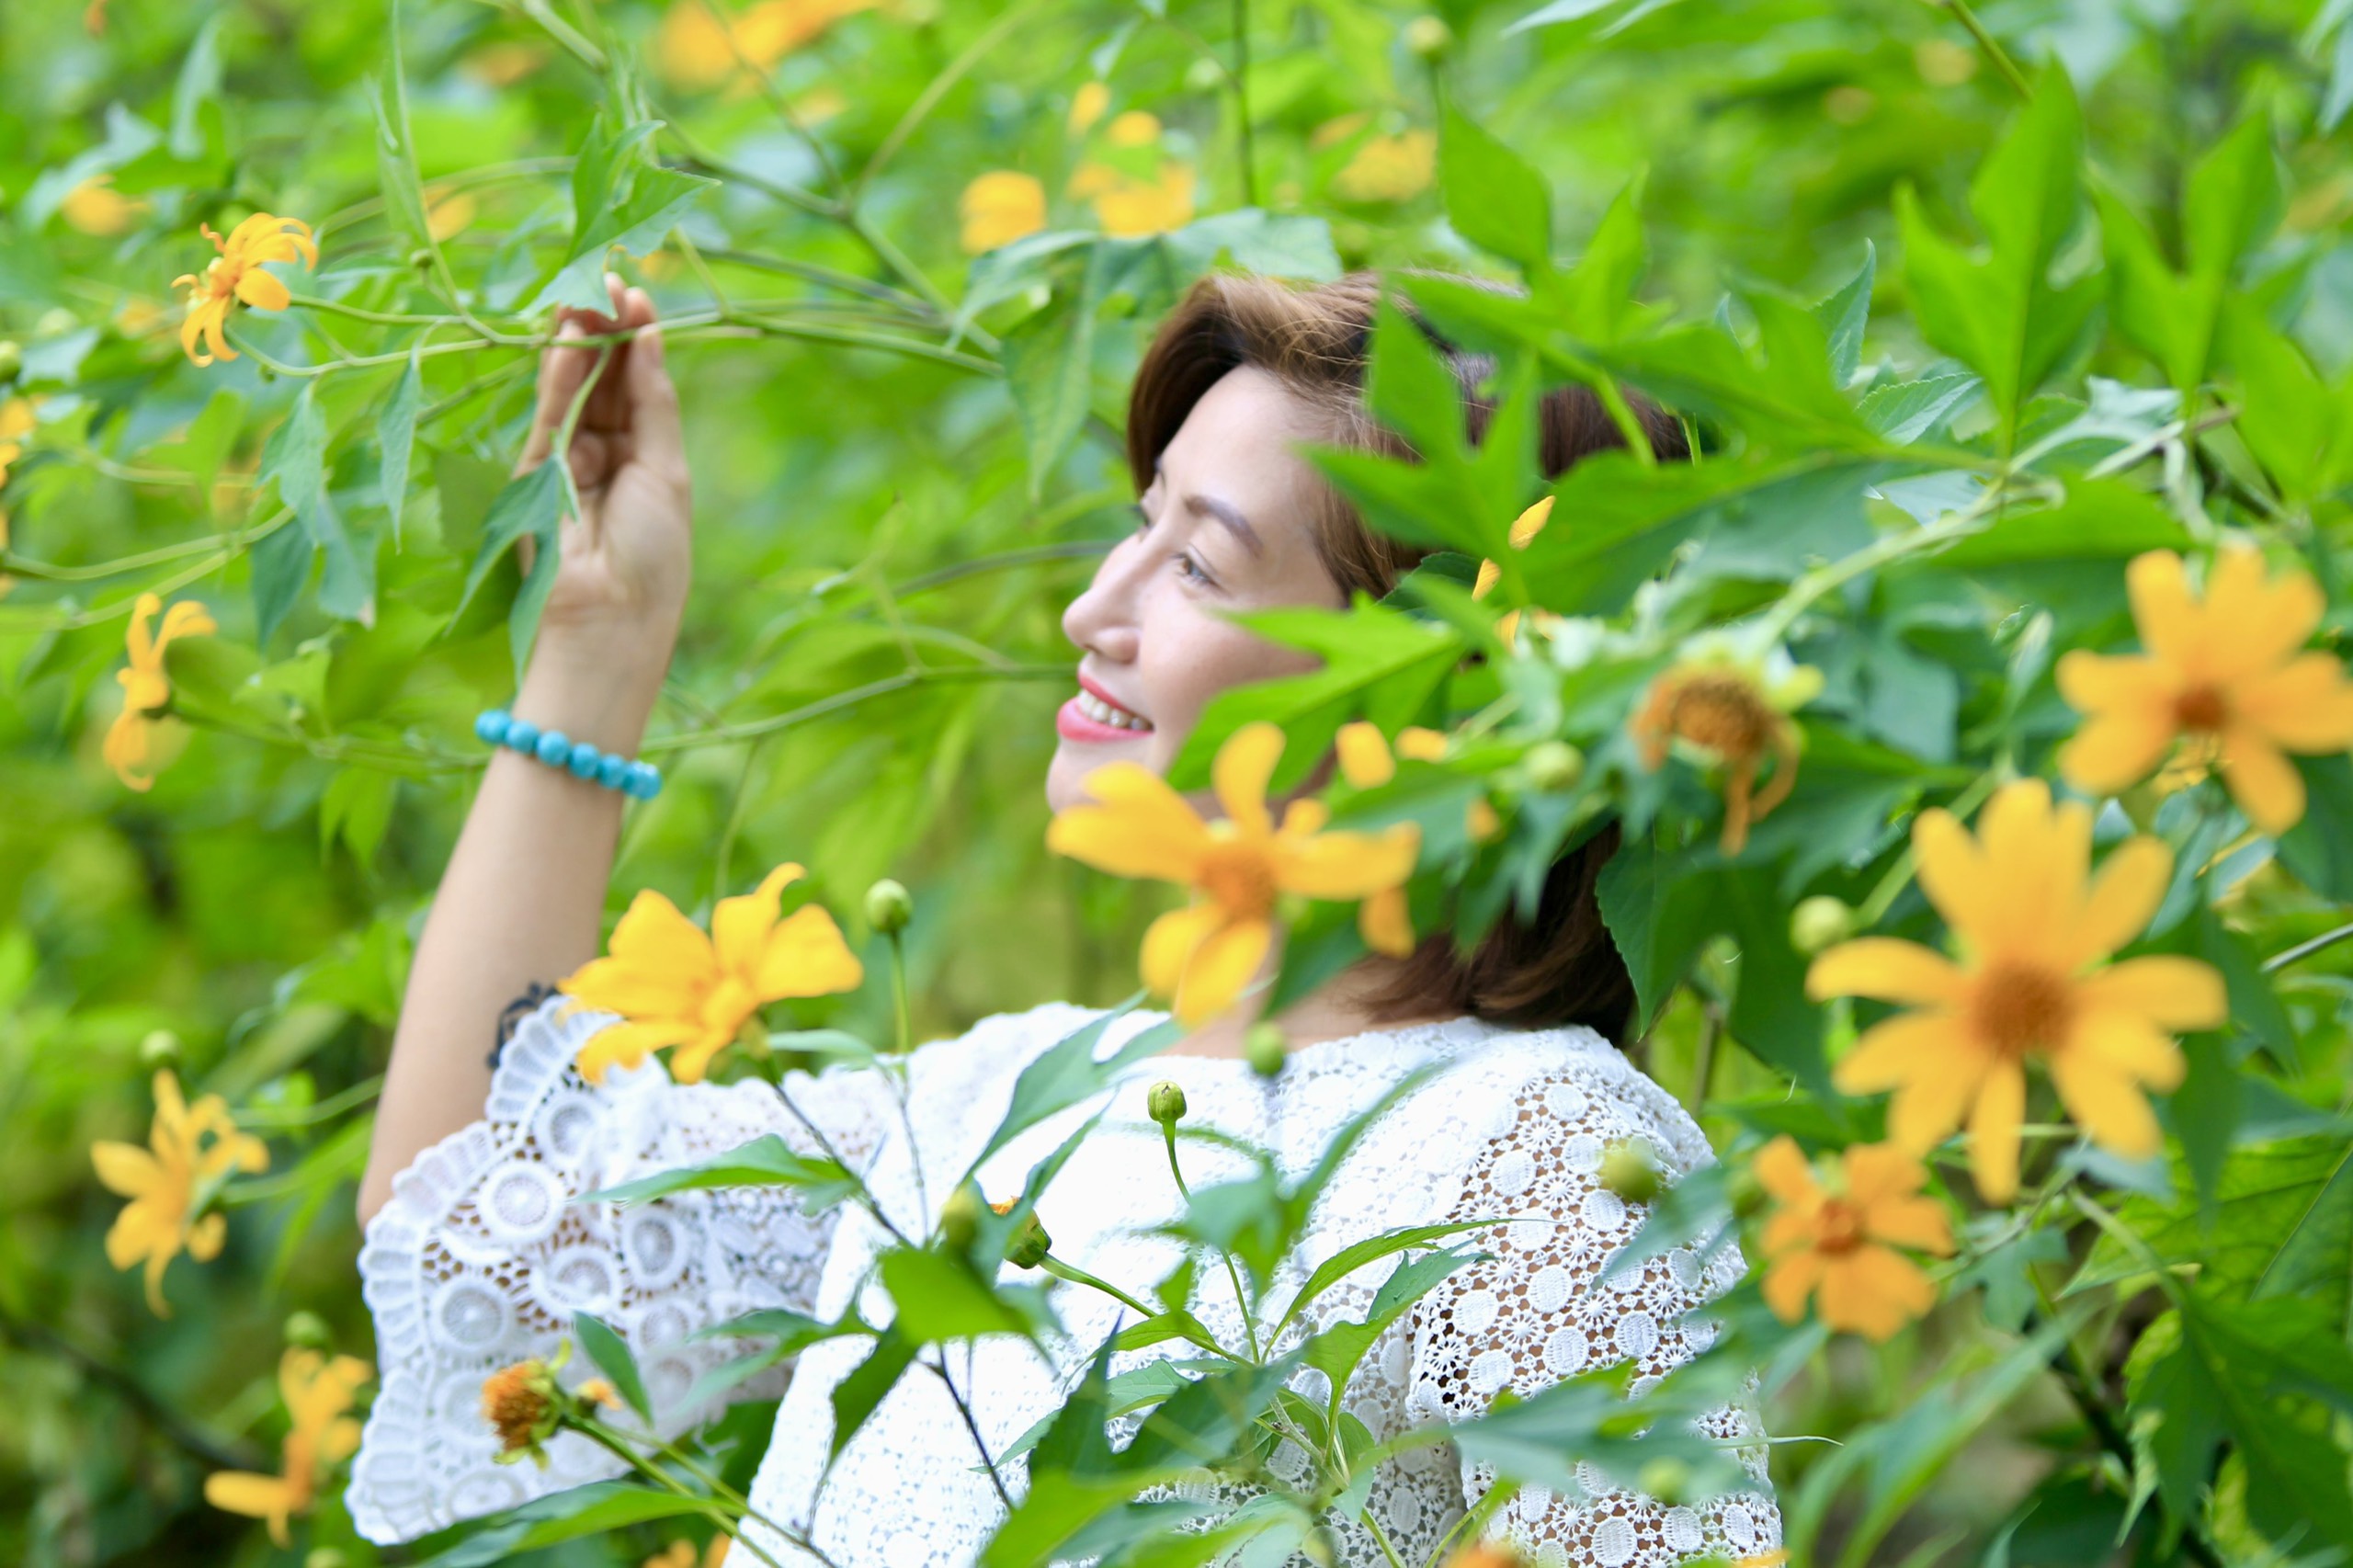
[283,1310,334,1350]
[0,340,20,382]
[1184,56,1227,94]
[864,878,915,936]
[1790,894,1857,955]
[1727,1164,1769,1221]
[992,1199,1053,1268]
[138,1028,181,1068]
[1245,1022,1288,1078]
[1599,1139,1662,1206]
[939,1185,983,1252]
[1523,740,1586,793]
[306,1551,349,1568]
[1636,1456,1691,1506]
[34,308,76,340]
[1147,1079,1188,1126]
[1404,15,1452,60]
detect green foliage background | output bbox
[4,0,2353,1564]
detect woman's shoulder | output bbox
[1391,1020,1717,1177]
[905,999,1165,1094]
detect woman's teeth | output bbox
[1077,690,1152,731]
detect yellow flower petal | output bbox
[1909,807,1995,946]
[2219,725,2306,835]
[1966,1059,2028,1202]
[1762,1248,1824,1324]
[2058,706,2177,796]
[1358,885,1414,955]
[2063,835,2171,970]
[1396,727,1448,761]
[2233,653,2353,749]
[1752,1136,1819,1205]
[603,889,719,985]
[1173,915,1272,1025]
[2126,550,2199,669]
[204,1471,301,1545]
[1861,1194,1953,1254]
[1830,1010,1963,1096]
[1274,823,1419,902]
[1335,722,1395,790]
[755,904,864,999]
[576,1019,695,1084]
[1141,902,1226,1001]
[2073,955,2224,1037]
[714,863,804,978]
[90,1140,163,1198]
[233,268,291,312]
[1046,762,1209,881]
[1807,937,1965,1006]
[2048,1053,2163,1159]
[1212,722,1284,838]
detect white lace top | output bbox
[349,999,1781,1566]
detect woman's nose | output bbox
[1063,540,1143,662]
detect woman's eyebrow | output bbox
[1183,492,1264,555]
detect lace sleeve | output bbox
[1405,1051,1782,1568]
[347,996,890,1545]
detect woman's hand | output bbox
[517,274,693,675]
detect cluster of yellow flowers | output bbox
[205,1349,373,1544]
[654,0,873,88]
[958,85,1197,255]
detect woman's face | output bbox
[1048,366,1346,812]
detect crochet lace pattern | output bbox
[349,998,1780,1566]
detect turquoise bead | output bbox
[474,709,512,744]
[534,730,572,766]
[566,740,603,778]
[505,719,540,753]
[596,754,632,790]
[624,761,663,800]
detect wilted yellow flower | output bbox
[204,1349,370,1545]
[1632,640,1820,855]
[172,212,317,366]
[1807,780,2227,1202]
[63,173,147,235]
[90,1068,267,1314]
[104,592,216,792]
[959,170,1048,255]
[1333,129,1437,202]
[646,1539,733,1568]
[1048,722,1420,1024]
[1754,1137,1950,1341]
[1068,82,1111,136]
[2057,547,2353,835]
[481,1355,564,1466]
[559,862,864,1084]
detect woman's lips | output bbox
[1057,679,1154,744]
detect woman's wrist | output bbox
[511,638,671,756]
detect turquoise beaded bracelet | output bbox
[473,709,663,799]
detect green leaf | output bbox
[531,130,719,312]
[877,1247,1050,1344]
[1300,1245,1483,1418]
[2277,755,2353,900]
[1000,244,1115,494]
[1814,241,1875,388]
[369,8,433,253]
[1000,1358,1191,1467]
[249,519,310,649]
[2183,115,2283,282]
[318,767,397,871]
[1438,103,1552,275]
[1273,1220,1496,1339]
[170,13,228,162]
[827,1327,914,1464]
[967,1006,1178,1175]
[1895,68,2097,449]
[574,1311,654,1423]
[1365,290,1465,460]
[1606,295,1876,450]
[2128,1293,2353,1547]
[1164,597,1463,793]
[450,461,566,677]
[413,1483,711,1566]
[2219,297,2353,504]
[577,1133,856,1210]
[1552,174,1649,343]
[1929,476,2188,568]
[379,354,422,547]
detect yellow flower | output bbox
[63,173,147,235]
[2057,547,2353,835]
[1047,722,1420,1024]
[204,1349,370,1545]
[646,1540,732,1568]
[1807,780,2227,1202]
[1332,130,1437,203]
[424,187,477,243]
[1086,159,1196,236]
[90,1069,267,1315]
[1472,495,1555,644]
[463,40,550,85]
[559,863,864,1084]
[1631,639,1820,855]
[103,592,216,792]
[481,1357,562,1464]
[1068,82,1111,136]
[959,170,1048,255]
[172,212,317,366]
[0,394,35,488]
[1754,1137,1950,1341]
[1105,110,1162,147]
[1438,1547,1529,1568]
[1332,722,1447,952]
[656,0,872,86]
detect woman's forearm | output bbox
[356,647,666,1227]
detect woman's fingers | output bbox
[620,290,688,495]
[580,274,639,436]
[518,311,607,472]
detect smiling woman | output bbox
[347,267,1777,1566]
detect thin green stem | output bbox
[1755,476,2052,647]
[642,664,1067,752]
[1038,1255,1187,1335]
[926,1355,1016,1510]
[2264,918,2353,973]
[1231,0,1257,206]
[1164,1123,1262,1361]
[0,512,290,584]
[857,0,1053,199]
[577,1424,796,1568]
[1927,0,2034,100]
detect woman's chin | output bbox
[1047,733,1154,811]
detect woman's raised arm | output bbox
[357,276,694,1228]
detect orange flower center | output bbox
[1968,961,2075,1059]
[1195,838,1279,919]
[481,1364,550,1451]
[2173,684,2229,733]
[1663,672,1778,760]
[1814,1198,1865,1255]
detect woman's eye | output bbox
[1172,551,1211,585]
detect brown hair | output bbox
[1126,271,1688,1040]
